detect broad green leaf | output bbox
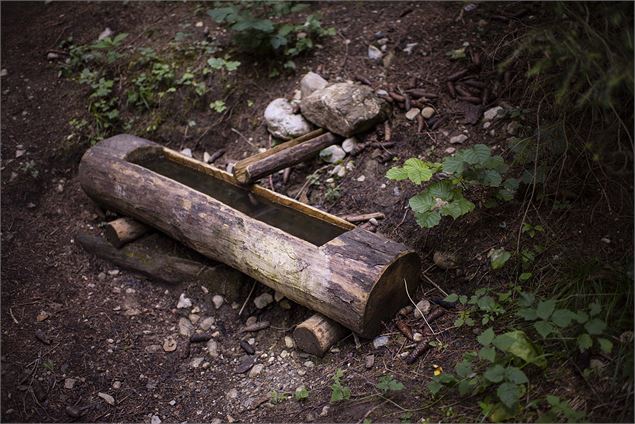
[589,302,602,316]
[477,327,496,346]
[598,338,613,353]
[427,180,453,200]
[505,367,528,384]
[479,346,496,362]
[207,7,237,23]
[414,211,441,228]
[534,320,554,338]
[444,293,459,302]
[536,299,556,320]
[575,310,589,324]
[463,144,491,164]
[497,382,521,408]
[455,360,473,379]
[442,154,465,174]
[403,158,436,184]
[490,248,511,270]
[440,196,474,219]
[546,395,561,406]
[409,191,435,213]
[484,155,509,173]
[518,291,535,307]
[427,381,443,395]
[493,330,546,367]
[584,318,606,335]
[577,333,592,351]
[481,169,503,187]
[386,166,409,181]
[484,364,506,383]
[376,375,405,394]
[517,308,538,321]
[551,309,576,328]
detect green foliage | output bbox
[376,375,405,395]
[489,248,511,270]
[270,390,288,404]
[330,368,351,403]
[387,145,516,228]
[294,386,309,401]
[209,100,227,113]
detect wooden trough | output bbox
[79,134,420,337]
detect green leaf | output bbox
[376,375,404,394]
[480,169,503,187]
[403,158,436,184]
[505,367,528,384]
[455,360,473,379]
[484,364,506,383]
[409,191,435,213]
[575,310,589,324]
[484,155,509,173]
[414,211,441,228]
[497,382,521,409]
[444,293,459,302]
[536,299,556,320]
[427,180,454,199]
[584,318,606,335]
[518,292,535,307]
[442,154,465,175]
[440,196,475,219]
[598,338,613,353]
[493,330,546,367]
[551,309,576,328]
[208,7,237,23]
[588,302,602,316]
[386,166,409,181]
[534,320,554,338]
[427,381,443,396]
[577,333,593,352]
[477,327,496,346]
[517,308,538,321]
[479,346,497,362]
[490,248,511,270]
[463,144,491,165]
[294,386,309,401]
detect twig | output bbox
[238,281,257,316]
[231,128,257,148]
[9,307,19,324]
[422,273,449,297]
[404,279,436,337]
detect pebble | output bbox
[227,388,238,399]
[368,45,383,61]
[15,149,25,158]
[405,108,421,120]
[421,107,435,119]
[236,355,257,373]
[433,251,460,269]
[284,336,295,349]
[341,137,358,153]
[306,412,316,422]
[319,145,346,163]
[64,378,76,389]
[413,332,424,342]
[178,317,194,337]
[36,310,50,322]
[112,381,122,389]
[0,68,7,77]
[506,121,520,135]
[169,400,176,406]
[212,295,224,310]
[151,415,161,424]
[320,405,330,417]
[248,364,264,378]
[199,317,215,331]
[303,360,315,368]
[253,293,274,309]
[444,147,456,154]
[403,42,418,55]
[108,269,120,276]
[246,316,258,327]
[373,335,389,349]
[162,337,177,352]
[274,291,285,302]
[483,106,504,121]
[98,392,115,406]
[280,350,289,359]
[97,272,106,281]
[190,357,205,368]
[450,134,468,144]
[180,148,192,157]
[331,164,346,178]
[414,299,431,318]
[189,314,200,324]
[206,339,219,358]
[356,175,366,182]
[240,340,255,355]
[145,344,162,354]
[399,305,414,316]
[369,217,379,226]
[482,121,491,129]
[297,369,306,376]
[279,299,292,309]
[176,293,192,309]
[203,152,211,163]
[365,354,375,369]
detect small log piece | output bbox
[341,212,385,223]
[293,314,349,357]
[103,217,151,248]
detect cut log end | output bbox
[103,217,150,248]
[293,314,348,357]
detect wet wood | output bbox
[293,314,348,357]
[233,130,339,184]
[104,217,150,248]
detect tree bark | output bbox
[104,217,150,248]
[79,134,420,337]
[293,314,349,357]
[233,130,340,184]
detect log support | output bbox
[294,314,349,357]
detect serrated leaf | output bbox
[577,333,592,351]
[414,211,441,228]
[505,367,528,384]
[208,7,237,23]
[386,166,410,181]
[551,309,576,328]
[427,180,454,200]
[477,327,496,346]
[463,144,491,165]
[455,360,473,379]
[376,375,405,394]
[534,320,555,338]
[497,382,521,408]
[575,310,589,324]
[484,364,506,383]
[493,330,546,367]
[536,299,556,320]
[484,155,509,173]
[518,292,535,307]
[490,248,511,270]
[598,338,613,353]
[480,169,503,187]
[403,158,436,184]
[584,318,606,335]
[442,154,465,175]
[479,346,496,362]
[440,196,474,219]
[409,191,435,213]
[427,380,443,395]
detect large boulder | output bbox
[300,83,391,137]
[264,98,313,140]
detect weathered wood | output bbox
[293,314,348,357]
[233,130,340,184]
[103,217,150,248]
[341,212,385,223]
[78,134,420,337]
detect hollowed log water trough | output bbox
[79,134,420,337]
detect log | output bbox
[233,129,339,184]
[78,135,420,337]
[341,212,385,223]
[293,314,348,357]
[103,217,150,248]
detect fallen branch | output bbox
[341,212,385,223]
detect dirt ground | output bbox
[1,1,633,423]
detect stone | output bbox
[300,72,328,99]
[246,316,258,327]
[365,354,375,369]
[47,52,60,60]
[398,305,413,316]
[403,42,418,55]
[145,344,162,354]
[331,164,346,178]
[264,98,312,140]
[483,106,504,121]
[301,83,391,137]
[236,355,257,374]
[162,337,177,352]
[421,107,435,119]
[284,336,295,349]
[227,388,238,399]
[176,293,192,309]
[64,378,76,389]
[372,335,389,349]
[319,145,346,163]
[320,405,330,417]
[36,310,50,322]
[0,69,7,78]
[206,339,219,358]
[199,317,215,331]
[112,381,122,389]
[212,295,224,310]
[274,291,285,302]
[303,360,315,368]
[98,392,115,406]
[356,175,366,182]
[405,108,421,120]
[482,121,491,129]
[506,121,520,135]
[450,134,468,144]
[190,357,204,368]
[180,148,192,158]
[248,364,264,378]
[189,314,200,324]
[444,147,456,154]
[414,299,431,319]
[341,137,358,153]
[253,293,274,309]
[178,317,194,337]
[203,151,211,163]
[433,251,460,269]
[413,332,424,342]
[368,45,383,61]
[98,27,113,41]
[151,415,161,424]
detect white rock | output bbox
[179,317,194,337]
[372,335,389,349]
[450,134,468,144]
[249,364,264,377]
[506,121,520,135]
[482,121,491,129]
[421,107,435,119]
[413,332,424,342]
[274,291,285,302]
[206,339,219,358]
[403,42,418,55]
[405,108,421,120]
[341,137,358,153]
[376,89,388,96]
[112,381,122,389]
[98,392,115,406]
[195,21,203,27]
[253,293,274,309]
[0,69,7,77]
[280,350,289,359]
[199,317,215,331]
[64,378,76,389]
[176,293,192,309]
[444,147,456,154]
[332,164,346,178]
[284,336,295,349]
[180,148,192,157]
[151,415,162,424]
[414,299,431,318]
[47,52,60,60]
[319,145,346,163]
[356,175,366,182]
[483,106,504,122]
[303,360,315,368]
[203,151,211,163]
[264,98,312,140]
[212,295,224,310]
[300,72,328,99]
[190,357,204,368]
[227,388,238,399]
[98,27,113,41]
[368,45,383,61]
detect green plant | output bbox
[330,369,351,403]
[209,100,227,113]
[294,386,309,401]
[324,185,341,202]
[387,145,518,228]
[376,375,405,395]
[270,390,288,404]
